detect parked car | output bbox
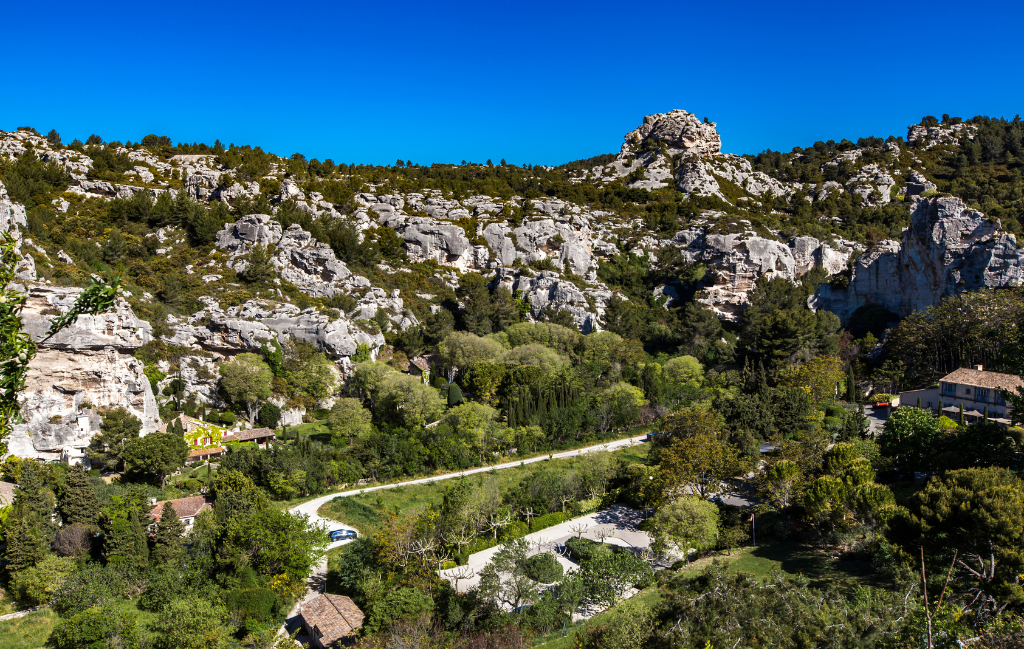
[329,529,358,541]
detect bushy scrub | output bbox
[523,552,563,583]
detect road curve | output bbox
[289,433,650,531]
[280,433,650,638]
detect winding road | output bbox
[280,433,650,637]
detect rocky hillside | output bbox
[2,110,1023,460]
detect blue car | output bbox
[329,529,358,541]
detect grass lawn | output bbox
[318,443,651,536]
[0,609,59,649]
[276,420,330,444]
[675,540,882,592]
[168,463,216,486]
[533,585,663,648]
[533,538,880,648]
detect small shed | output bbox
[408,356,432,385]
[299,594,365,647]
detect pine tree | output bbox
[59,466,100,526]
[89,407,142,472]
[151,501,185,565]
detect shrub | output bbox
[500,521,528,541]
[220,411,237,426]
[529,511,567,532]
[257,402,281,429]
[523,553,563,583]
[226,588,279,622]
[564,537,612,563]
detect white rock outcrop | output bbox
[812,197,1024,322]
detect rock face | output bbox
[495,268,613,333]
[675,230,850,319]
[620,109,722,158]
[166,299,386,359]
[8,286,161,462]
[812,197,1024,322]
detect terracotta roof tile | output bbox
[941,368,1024,392]
[150,495,214,522]
[223,428,275,443]
[301,594,364,645]
[188,447,224,458]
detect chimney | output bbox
[975,365,984,371]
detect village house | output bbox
[148,495,215,533]
[222,428,276,447]
[160,413,276,458]
[408,356,432,385]
[900,365,1022,426]
[299,593,365,647]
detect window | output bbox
[996,393,1007,405]
[977,388,989,402]
[942,383,957,396]
[965,388,971,395]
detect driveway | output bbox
[864,404,889,436]
[438,504,652,595]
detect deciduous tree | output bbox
[219,353,273,424]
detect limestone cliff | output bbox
[812,197,1024,322]
[7,286,160,462]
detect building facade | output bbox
[900,365,1022,425]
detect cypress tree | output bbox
[16,461,54,524]
[3,512,47,572]
[958,403,965,426]
[846,367,856,403]
[103,512,150,571]
[984,405,989,422]
[15,461,57,541]
[917,396,922,409]
[152,501,185,564]
[59,466,100,526]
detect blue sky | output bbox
[4,0,1022,166]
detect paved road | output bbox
[864,404,889,436]
[279,433,649,637]
[291,432,651,532]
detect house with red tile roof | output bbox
[149,495,214,532]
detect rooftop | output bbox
[941,368,1024,393]
[188,446,224,458]
[223,428,275,443]
[150,495,214,521]
[300,594,365,645]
